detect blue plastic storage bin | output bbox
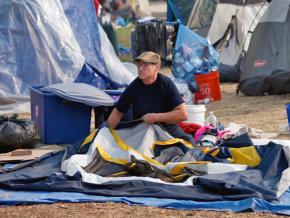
[30,86,91,144]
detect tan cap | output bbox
[135,51,161,65]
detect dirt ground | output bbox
[206,83,290,140]
[1,83,289,217]
[0,202,288,218]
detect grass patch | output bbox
[115,24,136,62]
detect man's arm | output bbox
[142,103,188,124]
[107,108,124,129]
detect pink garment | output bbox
[194,126,230,142]
[194,126,212,142]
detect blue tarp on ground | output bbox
[0,189,289,215]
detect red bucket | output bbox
[195,71,221,103]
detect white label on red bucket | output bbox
[199,83,211,96]
[254,60,266,67]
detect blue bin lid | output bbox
[104,89,124,95]
[39,83,115,107]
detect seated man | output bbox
[107,51,195,145]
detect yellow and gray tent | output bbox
[0,121,289,201]
[61,122,250,183]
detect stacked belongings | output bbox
[172,24,219,94]
[131,18,178,66]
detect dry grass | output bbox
[206,83,290,139]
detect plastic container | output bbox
[184,104,206,125]
[195,71,221,103]
[30,86,92,144]
[206,111,218,128]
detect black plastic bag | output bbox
[0,114,39,153]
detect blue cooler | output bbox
[30,86,91,144]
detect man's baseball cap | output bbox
[135,51,161,65]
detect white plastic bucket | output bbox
[185,105,206,125]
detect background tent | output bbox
[238,0,290,95]
[167,0,217,37]
[207,0,268,82]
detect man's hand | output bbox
[142,113,159,124]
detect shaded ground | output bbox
[1,83,289,217]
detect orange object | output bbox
[195,71,221,102]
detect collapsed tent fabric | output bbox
[0,0,84,98]
[238,0,290,95]
[0,122,289,203]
